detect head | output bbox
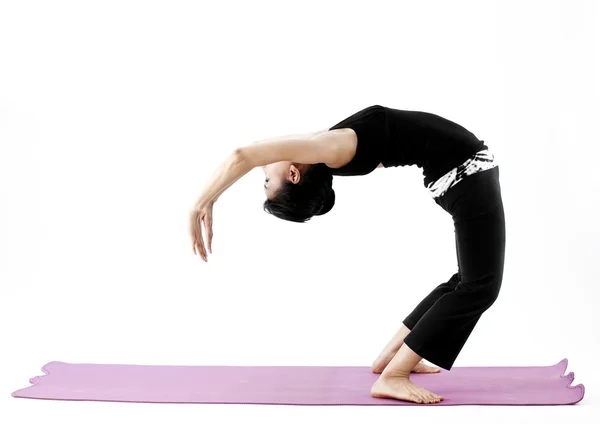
[262,161,335,223]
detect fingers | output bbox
[192,211,207,262]
[201,214,213,257]
[190,209,198,255]
[205,213,213,254]
[196,217,207,262]
[189,206,213,262]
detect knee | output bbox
[487,284,501,306]
[483,274,502,306]
[468,272,502,307]
[447,271,461,287]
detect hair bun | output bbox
[316,189,335,216]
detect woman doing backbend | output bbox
[189,104,506,404]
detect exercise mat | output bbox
[12,359,584,405]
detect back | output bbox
[383,107,488,186]
[327,105,488,186]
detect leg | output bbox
[371,324,441,374]
[372,243,461,373]
[404,167,506,370]
[372,166,505,402]
[403,270,501,370]
[371,324,410,373]
[402,271,461,331]
[371,342,444,403]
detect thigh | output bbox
[454,198,505,283]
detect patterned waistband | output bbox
[427,149,498,199]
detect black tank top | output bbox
[327,105,489,187]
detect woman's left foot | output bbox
[372,353,396,373]
[412,360,440,373]
[373,357,440,374]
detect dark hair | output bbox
[263,163,335,223]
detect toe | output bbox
[427,365,440,373]
[426,390,438,402]
[416,390,431,403]
[410,389,426,403]
[407,392,422,403]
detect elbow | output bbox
[231,147,248,168]
[232,147,245,160]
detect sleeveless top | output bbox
[327,105,491,189]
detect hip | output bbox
[427,149,498,199]
[434,162,504,223]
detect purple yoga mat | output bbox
[12,359,584,406]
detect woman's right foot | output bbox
[371,374,444,404]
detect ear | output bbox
[288,164,301,184]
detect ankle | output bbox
[381,368,411,380]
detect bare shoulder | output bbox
[313,127,357,169]
[238,127,355,168]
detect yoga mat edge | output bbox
[11,359,585,406]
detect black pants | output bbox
[402,166,506,370]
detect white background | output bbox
[1,0,599,422]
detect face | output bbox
[262,161,305,199]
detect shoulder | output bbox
[315,128,356,169]
[324,105,388,169]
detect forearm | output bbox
[195,149,251,209]
[194,128,330,208]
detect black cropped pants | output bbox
[402,166,506,370]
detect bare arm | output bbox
[190,128,349,261]
[251,128,329,145]
[194,129,345,208]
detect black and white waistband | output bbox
[427,149,498,199]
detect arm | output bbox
[190,128,346,261]
[193,149,248,209]
[194,129,343,208]
[251,128,329,145]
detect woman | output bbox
[189,104,506,404]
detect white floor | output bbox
[2,0,599,422]
[3,293,597,424]
[4,392,599,424]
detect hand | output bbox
[189,201,214,262]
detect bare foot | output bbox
[372,353,395,374]
[371,375,444,404]
[412,361,440,373]
[372,356,440,374]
